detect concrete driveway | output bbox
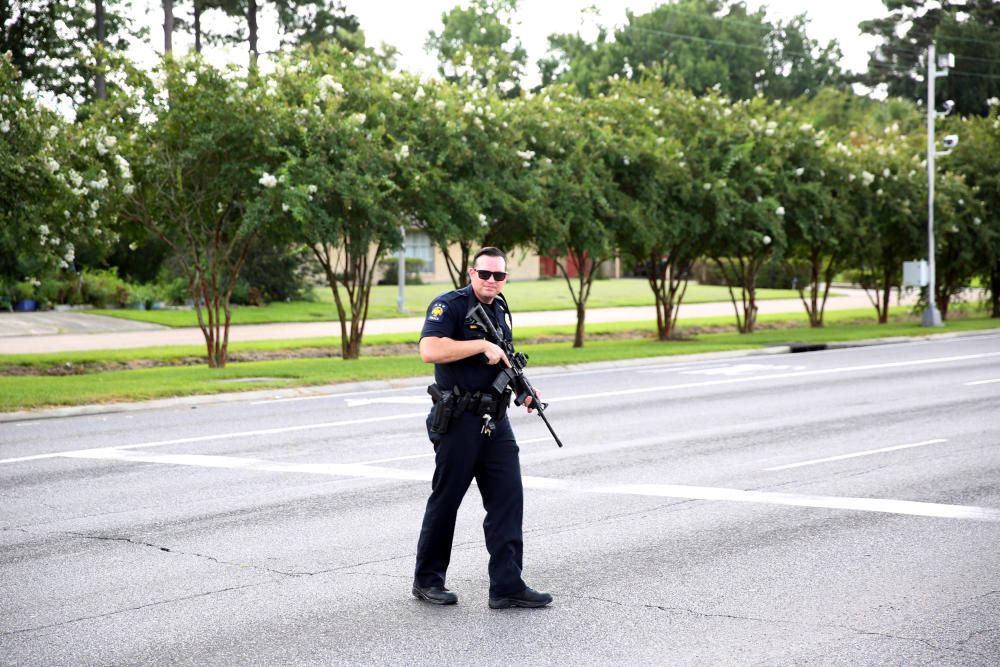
[0,311,167,337]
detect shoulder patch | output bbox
[427,302,447,322]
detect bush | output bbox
[379,257,426,285]
[230,279,267,306]
[36,278,61,309]
[13,280,35,301]
[240,241,312,302]
[154,271,189,306]
[690,260,728,286]
[81,269,127,307]
[760,259,812,290]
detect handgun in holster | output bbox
[428,383,458,434]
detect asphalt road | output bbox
[2,333,999,665]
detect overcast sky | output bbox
[133,1,885,84]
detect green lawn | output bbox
[3,307,997,412]
[89,280,804,327]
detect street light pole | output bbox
[923,44,945,327]
[397,225,407,314]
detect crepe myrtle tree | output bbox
[256,47,405,360]
[0,53,129,300]
[848,130,927,324]
[931,170,988,320]
[601,80,717,340]
[778,114,854,327]
[945,102,1000,317]
[121,57,285,367]
[389,77,533,288]
[709,95,787,334]
[519,86,618,348]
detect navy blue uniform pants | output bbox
[414,411,526,597]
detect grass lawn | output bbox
[89,280,803,327]
[2,307,997,412]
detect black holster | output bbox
[428,384,458,434]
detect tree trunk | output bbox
[554,251,596,349]
[313,240,381,360]
[936,286,951,321]
[796,251,837,328]
[439,240,471,289]
[715,256,762,334]
[163,0,173,53]
[991,260,1000,318]
[247,0,259,64]
[193,1,203,52]
[878,267,891,324]
[95,0,106,99]
[648,264,669,341]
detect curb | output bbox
[1,328,997,424]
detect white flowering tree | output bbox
[258,47,405,359]
[946,103,1000,317]
[121,57,285,367]
[392,79,534,288]
[848,130,927,323]
[601,81,715,340]
[930,170,987,319]
[0,53,127,305]
[708,95,787,334]
[777,110,853,327]
[518,86,619,348]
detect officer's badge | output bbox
[428,302,447,321]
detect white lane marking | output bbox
[54,448,1000,521]
[249,385,426,406]
[345,397,427,407]
[680,363,807,377]
[965,378,1000,386]
[355,452,434,465]
[5,351,997,466]
[519,436,556,444]
[548,351,1000,404]
[58,449,430,482]
[763,439,949,472]
[0,412,428,465]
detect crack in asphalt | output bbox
[578,595,793,625]
[54,530,308,578]
[1,583,260,637]
[576,595,988,658]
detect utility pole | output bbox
[163,0,173,54]
[95,0,106,99]
[397,226,407,313]
[923,44,953,328]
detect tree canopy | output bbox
[860,0,1000,116]
[540,0,847,100]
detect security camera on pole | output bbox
[923,44,957,327]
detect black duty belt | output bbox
[427,384,511,436]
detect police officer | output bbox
[411,247,553,609]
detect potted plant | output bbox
[13,280,38,311]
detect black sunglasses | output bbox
[473,269,508,281]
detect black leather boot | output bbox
[412,585,458,605]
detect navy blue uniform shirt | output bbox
[420,285,513,394]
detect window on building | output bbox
[407,230,434,273]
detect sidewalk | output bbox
[0,288,904,355]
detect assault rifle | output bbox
[467,303,564,448]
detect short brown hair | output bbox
[472,247,506,266]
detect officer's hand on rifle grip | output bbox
[524,389,541,413]
[482,340,511,367]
